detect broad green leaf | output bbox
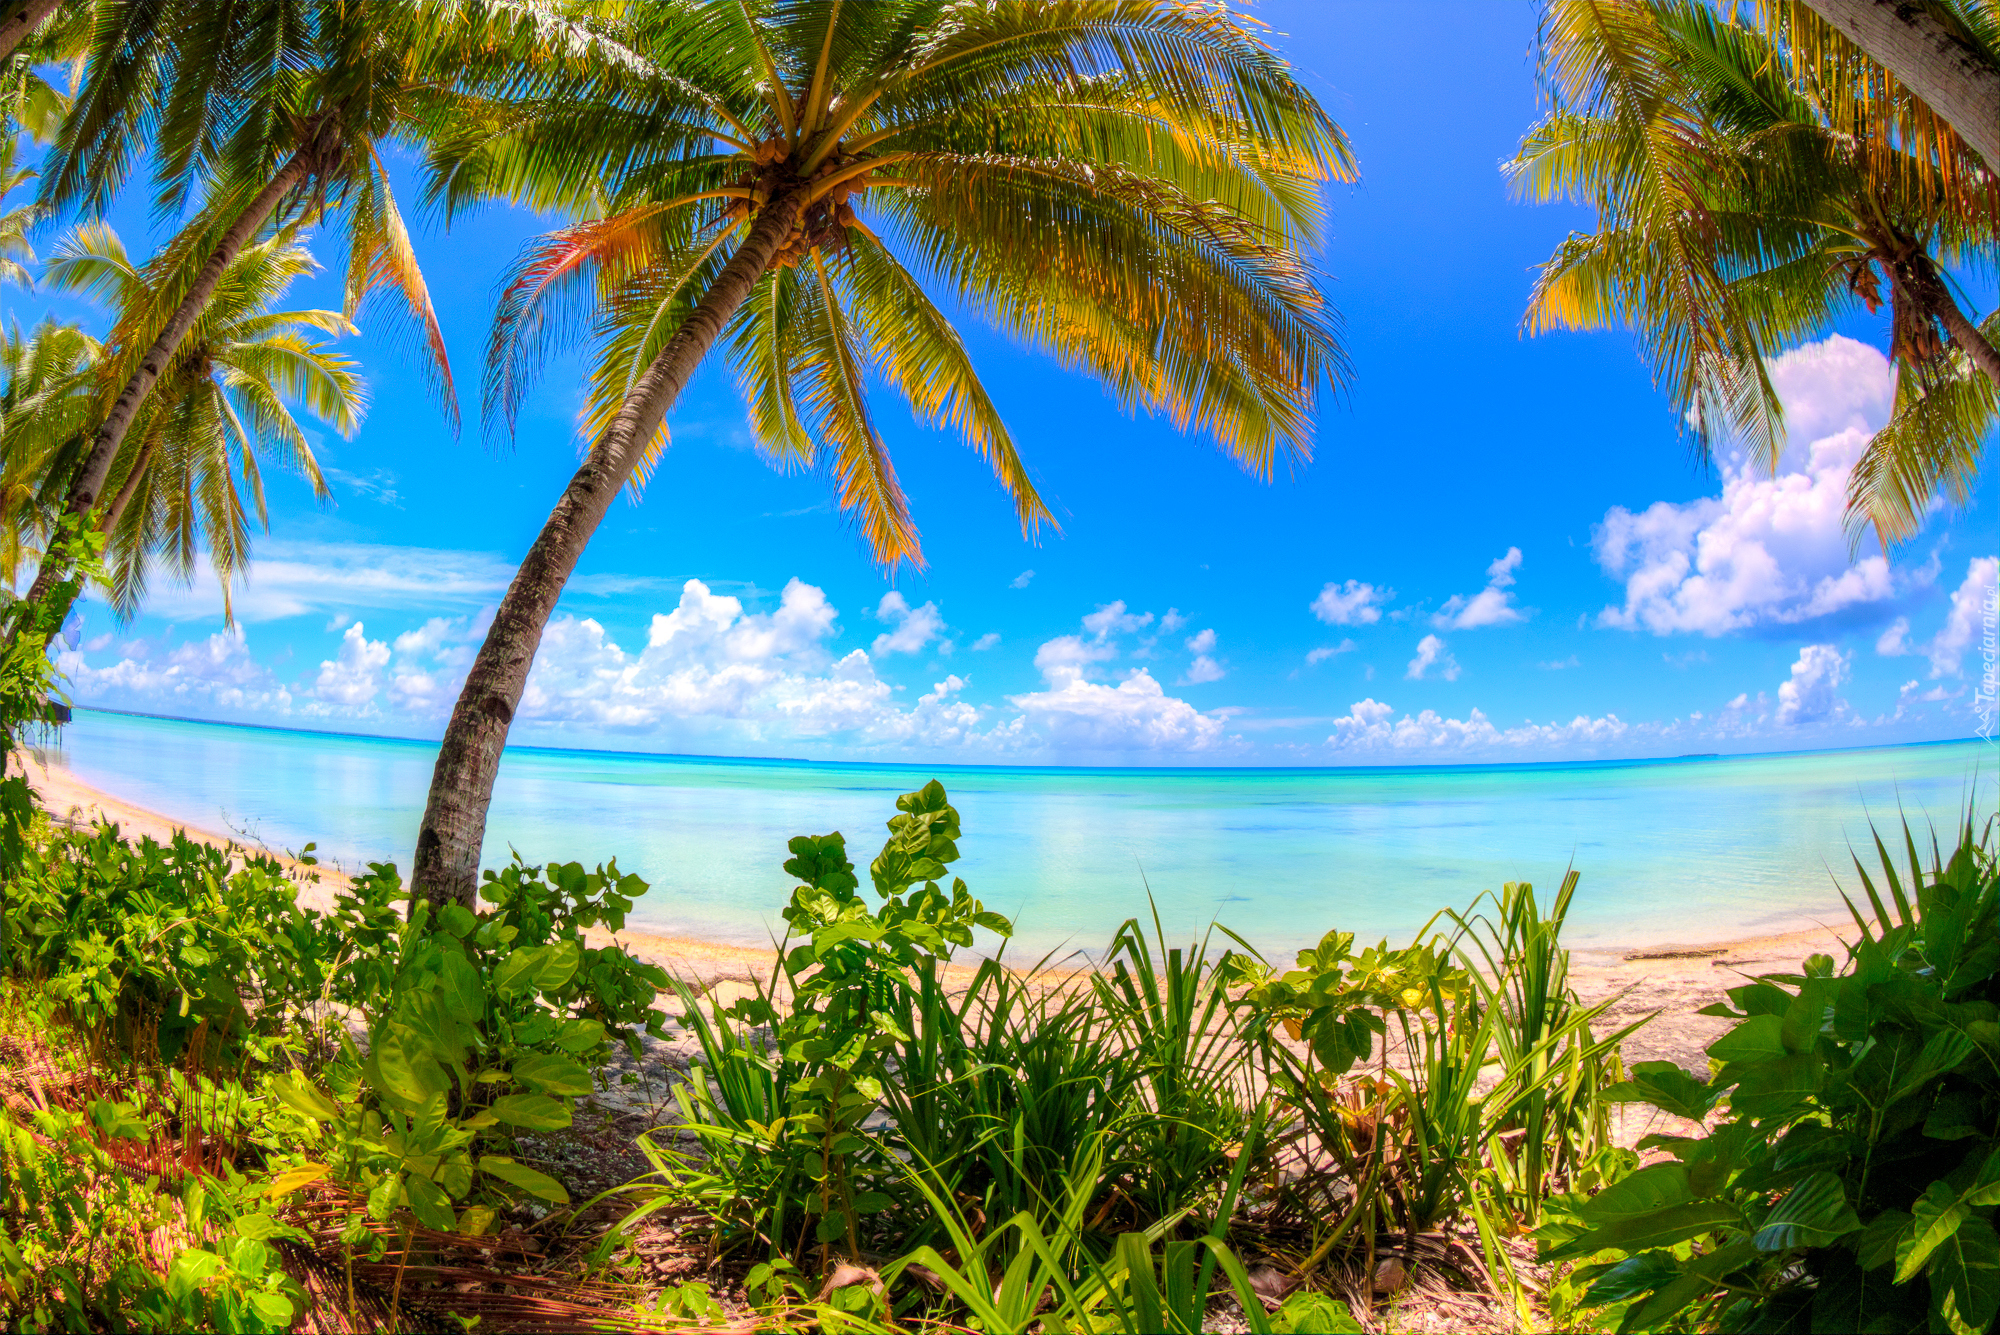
[1725,982,1794,1017]
[492,946,543,996]
[366,1034,451,1110]
[1583,1250,1682,1304]
[1622,1239,1758,1331]
[265,1163,331,1198]
[479,1155,570,1204]
[1603,1062,1722,1121]
[1779,979,1832,1053]
[166,1250,223,1299]
[439,903,477,938]
[1752,1172,1860,1251]
[511,1052,593,1097]
[1576,1163,1692,1224]
[1929,1216,2000,1335]
[531,940,581,992]
[487,1093,570,1131]
[89,1097,147,1141]
[1708,1014,1785,1064]
[248,1292,294,1327]
[1894,1030,1977,1103]
[230,1213,285,1241]
[438,952,485,1023]
[1858,1210,1914,1272]
[1548,1200,1742,1263]
[366,1173,401,1222]
[270,1072,339,1123]
[554,1017,606,1053]
[403,1173,456,1232]
[1726,1052,1824,1118]
[1272,1290,1363,1333]
[1899,1181,1971,1282]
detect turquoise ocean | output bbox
[53,707,1994,959]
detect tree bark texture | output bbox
[98,430,156,535]
[1900,248,2000,385]
[1802,0,2000,171]
[17,152,310,628]
[409,192,807,910]
[0,0,61,64]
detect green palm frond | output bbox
[460,0,1348,569]
[1848,315,1999,547]
[1519,0,2000,518]
[25,219,362,619]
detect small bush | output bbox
[1541,813,2000,1334]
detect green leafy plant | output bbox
[1540,813,1999,1334]
[659,780,1012,1265]
[269,855,672,1232]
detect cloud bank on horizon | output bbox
[54,337,1997,764]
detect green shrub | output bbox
[4,826,344,1068]
[1540,814,1999,1334]
[269,855,673,1232]
[0,1100,308,1332]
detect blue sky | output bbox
[33,2,2000,765]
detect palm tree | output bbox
[0,0,87,143]
[405,0,1353,908]
[12,0,501,624]
[0,317,97,585]
[1514,0,1998,541]
[11,222,361,619]
[0,2,64,67]
[0,135,38,292]
[1793,0,2000,172]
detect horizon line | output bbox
[66,704,1989,779]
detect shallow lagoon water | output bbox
[56,708,1993,958]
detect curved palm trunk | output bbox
[1892,245,2000,386]
[98,431,156,535]
[0,0,60,64]
[410,193,806,911]
[17,151,311,635]
[1915,262,2000,386]
[1801,0,2000,172]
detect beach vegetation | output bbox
[0,753,1992,1331]
[1536,811,2000,1334]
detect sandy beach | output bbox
[19,748,1853,1089]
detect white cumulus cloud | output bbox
[1311,579,1390,626]
[1775,644,1851,726]
[312,623,391,710]
[871,591,946,657]
[59,626,294,714]
[1406,634,1460,681]
[1324,697,1628,754]
[1011,604,1230,751]
[1181,628,1224,683]
[1593,336,1905,636]
[1434,547,1527,629]
[1928,557,1998,678]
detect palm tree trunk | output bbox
[1896,247,2000,386]
[16,150,311,634]
[1800,0,2000,172]
[0,0,60,64]
[98,432,156,535]
[409,193,807,911]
